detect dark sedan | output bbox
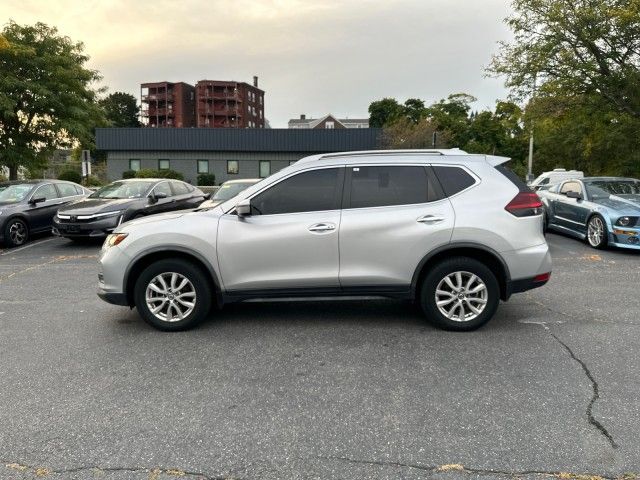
[0,180,89,247]
[53,178,207,240]
[539,176,640,250]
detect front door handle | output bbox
[308,223,336,232]
[417,214,445,224]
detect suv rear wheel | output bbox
[134,259,211,331]
[419,257,500,331]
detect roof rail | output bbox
[294,148,469,165]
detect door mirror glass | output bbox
[236,199,251,217]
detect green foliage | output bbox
[197,173,216,186]
[0,21,106,180]
[368,98,403,127]
[99,92,140,127]
[122,170,136,179]
[133,169,184,180]
[85,175,103,187]
[58,169,82,184]
[0,173,7,182]
[488,0,640,118]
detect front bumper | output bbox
[53,214,122,238]
[609,226,640,250]
[97,291,129,306]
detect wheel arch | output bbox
[123,246,222,307]
[411,243,511,301]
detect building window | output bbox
[227,160,239,174]
[129,159,141,171]
[198,160,209,174]
[259,160,270,178]
[158,159,170,170]
[325,121,335,129]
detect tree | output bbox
[368,98,403,127]
[99,92,140,127]
[488,0,640,118]
[0,21,105,179]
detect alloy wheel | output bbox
[145,272,196,322]
[587,216,605,247]
[434,271,488,322]
[9,220,27,246]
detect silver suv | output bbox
[98,150,552,331]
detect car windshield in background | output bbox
[213,182,256,201]
[90,181,154,199]
[0,184,34,203]
[586,180,640,199]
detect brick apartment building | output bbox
[140,82,196,128]
[141,77,264,129]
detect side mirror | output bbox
[149,191,168,203]
[566,191,582,200]
[30,196,45,205]
[236,199,251,217]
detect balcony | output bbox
[142,93,174,102]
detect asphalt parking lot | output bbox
[0,233,638,479]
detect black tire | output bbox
[3,217,29,248]
[134,259,212,331]
[586,214,608,250]
[419,256,500,331]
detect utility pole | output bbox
[527,74,537,183]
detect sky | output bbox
[4,0,514,127]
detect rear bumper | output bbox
[501,242,552,300]
[507,273,551,296]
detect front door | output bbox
[26,183,62,232]
[555,181,590,233]
[217,167,344,292]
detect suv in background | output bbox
[98,149,551,331]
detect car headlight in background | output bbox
[104,233,128,248]
[615,216,637,227]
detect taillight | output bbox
[505,192,543,217]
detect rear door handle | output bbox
[308,223,336,232]
[417,214,445,224]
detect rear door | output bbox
[339,164,454,289]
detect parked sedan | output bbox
[539,177,640,250]
[0,180,89,247]
[53,178,207,240]
[197,178,262,209]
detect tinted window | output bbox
[171,181,190,195]
[33,184,58,201]
[153,182,173,197]
[251,168,341,215]
[494,165,531,192]
[432,166,476,197]
[57,183,78,197]
[348,166,437,209]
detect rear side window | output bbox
[494,165,531,192]
[251,168,342,215]
[432,166,476,197]
[348,166,440,209]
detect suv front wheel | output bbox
[134,259,212,331]
[419,257,500,331]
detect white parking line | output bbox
[0,238,56,256]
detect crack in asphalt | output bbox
[2,461,234,479]
[314,455,623,479]
[547,331,619,449]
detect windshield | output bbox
[90,181,154,199]
[0,184,34,203]
[585,180,640,199]
[213,182,257,201]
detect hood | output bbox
[196,199,222,210]
[593,194,640,214]
[59,197,141,215]
[0,200,21,209]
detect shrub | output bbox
[134,168,159,178]
[0,173,7,182]
[58,169,82,184]
[122,170,136,179]
[86,175,104,187]
[156,169,184,180]
[197,173,216,186]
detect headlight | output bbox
[616,216,637,227]
[104,233,128,248]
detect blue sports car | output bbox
[538,177,640,250]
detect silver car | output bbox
[98,149,552,331]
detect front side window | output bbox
[129,159,141,171]
[560,181,582,195]
[170,181,190,195]
[158,159,170,170]
[250,168,342,215]
[153,181,173,197]
[57,183,78,197]
[33,184,59,201]
[348,166,438,209]
[198,160,209,174]
[227,160,239,174]
[259,160,270,178]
